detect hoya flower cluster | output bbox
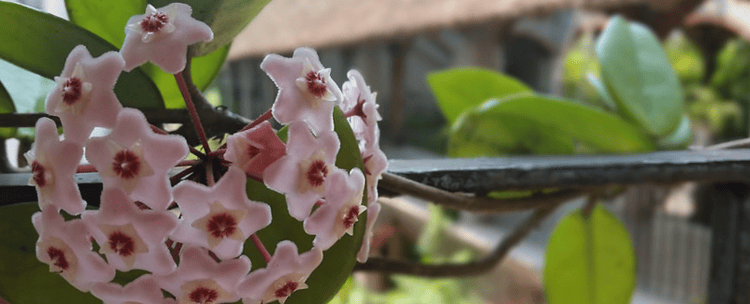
[27,3,387,304]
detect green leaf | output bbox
[596,16,684,137]
[65,0,145,48]
[586,73,616,110]
[664,31,705,85]
[0,2,164,109]
[242,107,366,304]
[711,39,750,90]
[148,0,272,56]
[657,114,692,149]
[142,44,230,108]
[544,204,636,304]
[0,203,99,303]
[427,67,533,125]
[450,94,655,157]
[0,80,17,138]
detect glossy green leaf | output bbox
[142,44,230,108]
[0,203,99,303]
[451,94,655,157]
[596,16,683,137]
[448,109,575,157]
[0,2,163,109]
[586,73,616,110]
[65,0,145,48]
[148,0,272,56]
[427,67,533,125]
[0,80,16,138]
[657,114,692,149]
[242,107,365,304]
[544,204,636,304]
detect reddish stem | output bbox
[205,161,215,186]
[170,165,197,185]
[174,73,211,155]
[250,234,272,263]
[0,295,10,304]
[172,242,183,261]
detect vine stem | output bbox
[76,160,201,173]
[174,72,211,154]
[250,234,272,263]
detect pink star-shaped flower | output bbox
[45,45,124,144]
[86,108,188,210]
[24,117,85,215]
[263,122,342,221]
[82,188,178,275]
[32,206,115,292]
[361,145,388,205]
[303,168,366,250]
[261,47,343,135]
[171,166,272,260]
[121,3,213,74]
[237,241,323,304]
[357,201,381,263]
[157,245,251,304]
[91,274,176,304]
[224,121,286,179]
[341,69,382,149]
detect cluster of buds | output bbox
[26,3,386,304]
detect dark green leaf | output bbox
[143,44,230,108]
[596,16,683,136]
[0,203,99,303]
[148,0,272,56]
[0,2,164,109]
[544,205,637,304]
[427,67,533,125]
[65,0,145,48]
[0,80,17,138]
[242,107,365,304]
[450,94,655,157]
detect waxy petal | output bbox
[82,188,178,274]
[86,108,188,210]
[121,3,213,74]
[91,274,177,304]
[341,69,382,150]
[224,121,286,178]
[157,245,251,304]
[237,241,323,304]
[303,168,366,250]
[45,45,124,144]
[362,145,388,205]
[357,201,381,263]
[261,47,342,135]
[263,122,340,220]
[32,206,115,292]
[172,167,272,259]
[25,117,85,215]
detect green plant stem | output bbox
[353,201,564,277]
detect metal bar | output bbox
[4,149,750,205]
[388,149,750,193]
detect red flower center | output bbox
[274,281,299,298]
[247,144,261,160]
[140,11,169,33]
[189,287,219,304]
[47,247,69,270]
[207,213,238,239]
[343,206,360,229]
[112,150,141,180]
[31,161,47,187]
[108,231,135,257]
[305,71,327,98]
[306,160,328,187]
[62,77,83,105]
